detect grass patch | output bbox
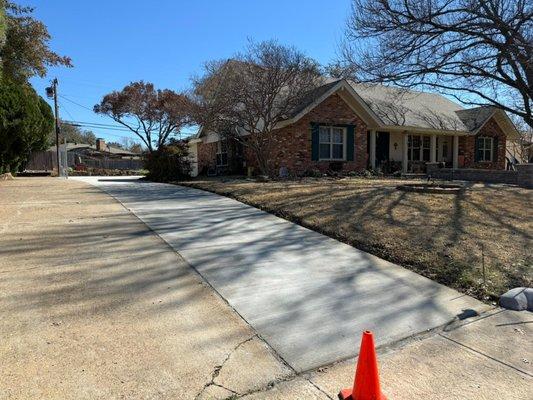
[179,177,532,302]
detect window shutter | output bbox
[311,123,319,161]
[474,137,480,162]
[492,137,498,162]
[346,125,355,161]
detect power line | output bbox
[63,124,136,138]
[62,119,134,131]
[62,125,141,142]
[58,94,95,112]
[58,100,76,121]
[58,94,140,131]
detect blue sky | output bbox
[28,0,352,144]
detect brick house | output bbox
[189,79,519,176]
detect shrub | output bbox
[144,142,191,182]
[0,78,53,174]
[303,168,322,178]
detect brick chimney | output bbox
[96,138,106,152]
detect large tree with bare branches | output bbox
[94,81,191,153]
[340,0,533,128]
[191,40,321,175]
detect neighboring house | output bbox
[189,78,520,176]
[26,138,143,171]
[58,138,141,161]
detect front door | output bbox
[437,136,451,165]
[376,132,390,167]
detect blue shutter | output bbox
[346,125,355,161]
[492,137,498,162]
[311,123,319,161]
[474,137,481,162]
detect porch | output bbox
[368,130,462,174]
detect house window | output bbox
[216,140,228,166]
[422,136,430,161]
[407,135,430,162]
[319,126,346,160]
[477,137,493,162]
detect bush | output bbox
[303,168,322,178]
[144,142,191,182]
[0,78,53,174]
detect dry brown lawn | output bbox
[181,177,532,301]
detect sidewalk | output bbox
[240,309,532,399]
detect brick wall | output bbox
[459,117,506,170]
[197,138,245,174]
[427,165,518,185]
[196,93,369,176]
[268,93,368,175]
[197,141,217,174]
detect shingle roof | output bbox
[455,106,496,131]
[197,59,509,134]
[286,80,341,119]
[199,70,506,135]
[346,81,469,131]
[47,143,139,156]
[289,79,504,133]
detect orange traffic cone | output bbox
[339,330,387,400]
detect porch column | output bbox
[402,133,409,173]
[369,129,376,169]
[453,135,459,169]
[430,134,437,163]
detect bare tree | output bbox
[340,0,533,128]
[191,40,321,175]
[94,81,191,153]
[120,137,143,153]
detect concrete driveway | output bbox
[0,178,291,399]
[74,176,489,372]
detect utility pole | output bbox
[52,79,61,177]
[47,78,61,176]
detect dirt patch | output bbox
[181,177,532,301]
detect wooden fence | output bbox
[25,150,144,171]
[25,151,57,171]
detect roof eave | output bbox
[472,109,520,139]
[276,79,384,129]
[383,125,471,135]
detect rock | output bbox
[0,173,14,180]
[500,287,533,311]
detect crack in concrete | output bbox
[194,335,258,400]
[306,378,335,400]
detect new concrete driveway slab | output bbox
[74,176,490,372]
